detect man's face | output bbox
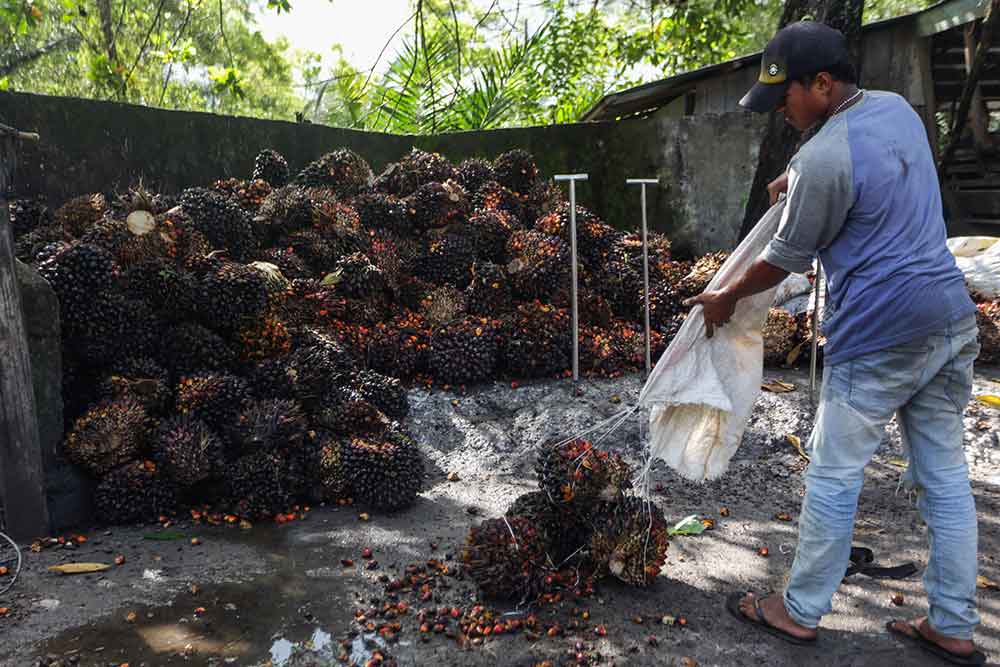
[775,78,830,132]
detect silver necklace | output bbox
[832,88,863,116]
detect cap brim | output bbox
[739,81,788,113]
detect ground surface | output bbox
[4,368,1000,667]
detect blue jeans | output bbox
[783,314,981,639]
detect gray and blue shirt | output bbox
[761,90,975,365]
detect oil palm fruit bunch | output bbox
[285,334,356,405]
[648,275,687,331]
[225,451,295,518]
[658,312,687,349]
[251,148,290,188]
[597,258,643,320]
[366,314,429,379]
[94,461,178,525]
[282,229,338,275]
[462,515,549,600]
[501,302,571,378]
[536,439,631,508]
[61,291,135,368]
[466,209,517,263]
[465,262,513,316]
[351,192,409,234]
[56,193,107,238]
[161,322,236,376]
[314,386,387,436]
[212,178,272,214]
[293,149,373,197]
[577,288,614,328]
[36,241,119,317]
[678,251,729,300]
[197,260,270,331]
[493,149,538,196]
[15,224,64,263]
[256,186,315,241]
[524,179,565,224]
[9,195,53,237]
[331,251,389,300]
[176,372,251,430]
[96,356,173,416]
[375,148,455,197]
[226,398,308,455]
[472,180,525,224]
[977,301,1000,364]
[427,317,500,385]
[351,369,409,420]
[406,180,469,230]
[506,491,593,564]
[259,247,311,281]
[417,233,476,288]
[535,203,618,263]
[64,398,153,476]
[235,314,292,364]
[343,427,423,511]
[179,187,259,261]
[762,308,799,367]
[455,157,495,194]
[506,230,570,301]
[317,434,349,501]
[588,496,669,587]
[420,285,468,327]
[152,415,224,487]
[247,357,296,400]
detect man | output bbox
[686,20,986,666]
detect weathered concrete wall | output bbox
[15,260,88,531]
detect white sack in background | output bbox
[947,236,1000,299]
[639,202,785,481]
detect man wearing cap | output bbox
[685,20,985,665]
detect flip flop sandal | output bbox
[725,592,817,646]
[886,621,986,666]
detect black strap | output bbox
[845,546,918,580]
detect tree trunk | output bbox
[738,0,865,240]
[96,0,118,64]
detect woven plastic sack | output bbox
[639,201,785,481]
[946,236,1000,299]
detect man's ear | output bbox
[813,71,835,95]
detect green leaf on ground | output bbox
[668,514,707,536]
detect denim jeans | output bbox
[783,314,981,639]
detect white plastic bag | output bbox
[639,202,785,481]
[947,236,1000,298]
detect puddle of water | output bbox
[270,628,335,666]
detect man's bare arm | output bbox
[683,258,790,338]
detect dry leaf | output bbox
[977,575,999,591]
[761,380,795,393]
[48,562,111,575]
[786,434,810,461]
[785,342,804,367]
[886,458,909,469]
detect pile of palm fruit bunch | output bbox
[462,438,670,602]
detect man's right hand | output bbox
[767,173,789,205]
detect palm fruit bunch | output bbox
[506,491,592,564]
[96,356,173,416]
[197,260,270,330]
[536,439,631,508]
[36,242,118,317]
[224,451,296,518]
[462,515,549,601]
[15,224,64,263]
[762,308,799,367]
[313,386,386,435]
[535,203,618,263]
[455,157,496,194]
[374,148,455,197]
[466,262,512,316]
[55,193,107,238]
[176,372,250,430]
[427,317,500,385]
[256,186,315,241]
[332,251,389,300]
[648,280,687,332]
[293,149,372,197]
[64,398,153,476]
[406,180,470,230]
[152,415,224,487]
[343,427,424,511]
[251,148,290,187]
[597,257,643,320]
[351,369,409,420]
[120,259,197,321]
[94,461,178,525]
[226,398,308,455]
[977,301,1000,364]
[472,180,525,224]
[366,314,429,379]
[9,195,53,237]
[524,179,565,224]
[417,233,476,288]
[678,251,728,300]
[501,302,571,378]
[282,229,337,275]
[466,209,517,263]
[351,192,409,234]
[284,333,356,405]
[161,322,235,376]
[493,149,539,197]
[179,187,259,261]
[419,285,467,327]
[316,434,349,501]
[212,178,272,214]
[658,312,688,350]
[587,497,669,587]
[235,312,292,363]
[506,230,570,301]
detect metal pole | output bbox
[554,174,588,382]
[627,178,659,377]
[809,262,824,406]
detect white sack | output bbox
[772,273,812,308]
[639,202,785,481]
[947,236,1000,299]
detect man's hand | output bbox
[684,289,738,338]
[767,173,789,206]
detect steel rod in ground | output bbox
[555,174,588,382]
[627,178,659,376]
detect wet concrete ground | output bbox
[4,368,1000,667]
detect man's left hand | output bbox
[684,289,738,338]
